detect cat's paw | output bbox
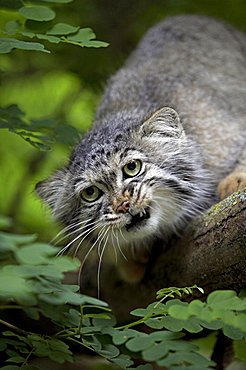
[118,260,147,283]
[217,172,246,199]
[118,252,150,283]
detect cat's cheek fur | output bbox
[36,169,77,224]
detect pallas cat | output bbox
[36,15,246,282]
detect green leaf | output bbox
[188,299,205,316]
[49,338,72,352]
[15,243,56,264]
[148,331,184,341]
[6,20,21,33]
[29,335,73,363]
[79,295,108,307]
[142,341,169,362]
[82,334,102,350]
[54,123,80,146]
[164,340,199,352]
[36,34,60,44]
[0,38,50,53]
[92,313,117,328]
[17,130,55,143]
[130,308,149,317]
[25,139,52,151]
[47,23,80,35]
[19,6,56,22]
[1,104,80,150]
[3,265,40,278]
[23,306,40,320]
[199,319,222,330]
[183,317,203,333]
[112,329,138,345]
[84,313,111,320]
[145,318,163,329]
[222,325,244,340]
[0,271,36,305]
[101,326,118,336]
[0,103,24,118]
[97,344,120,358]
[0,339,7,351]
[66,27,94,42]
[48,255,81,273]
[168,304,191,321]
[80,326,101,334]
[19,31,36,38]
[131,366,153,370]
[126,334,154,352]
[208,290,246,311]
[6,355,25,363]
[0,232,36,254]
[161,316,184,332]
[62,308,81,326]
[110,354,134,368]
[66,28,109,48]
[157,351,215,367]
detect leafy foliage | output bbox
[0,104,81,150]
[0,229,246,369]
[0,0,108,150]
[0,0,109,54]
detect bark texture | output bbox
[80,189,246,322]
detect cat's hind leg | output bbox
[217,142,246,199]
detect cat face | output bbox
[36,108,212,254]
[71,148,181,247]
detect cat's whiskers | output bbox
[74,220,104,255]
[96,225,109,258]
[111,226,128,261]
[76,224,110,295]
[59,219,102,256]
[97,229,110,299]
[110,229,118,265]
[78,223,106,265]
[51,222,79,244]
[119,227,129,245]
[54,218,94,248]
[56,220,98,256]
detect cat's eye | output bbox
[123,160,142,177]
[81,186,102,202]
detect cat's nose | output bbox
[116,200,130,214]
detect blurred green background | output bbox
[1,0,246,241]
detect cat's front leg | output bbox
[217,172,246,199]
[217,142,246,199]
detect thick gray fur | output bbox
[36,15,246,265]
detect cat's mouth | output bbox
[125,208,150,231]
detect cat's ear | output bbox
[139,107,186,144]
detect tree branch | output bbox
[80,189,246,321]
